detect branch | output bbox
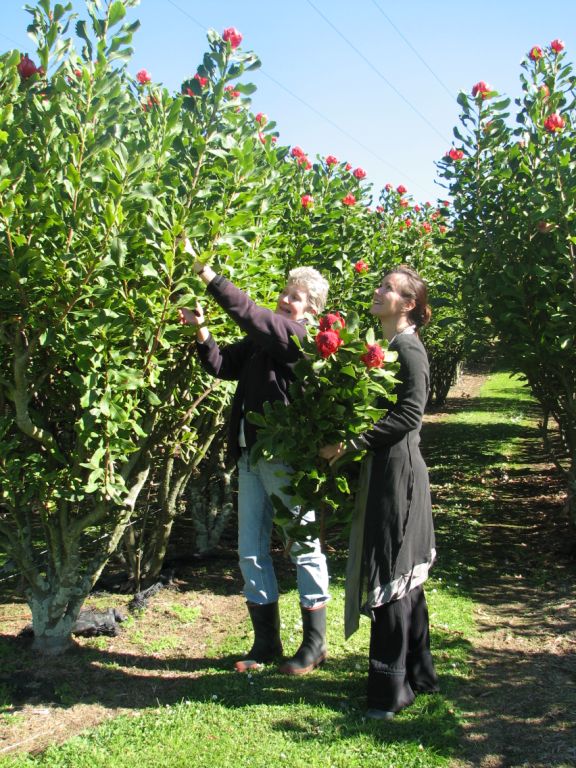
[12,331,66,464]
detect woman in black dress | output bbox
[320,265,438,719]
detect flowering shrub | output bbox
[438,38,576,522]
[248,313,399,543]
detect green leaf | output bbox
[108,1,126,27]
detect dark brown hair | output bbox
[384,265,432,328]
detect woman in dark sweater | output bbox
[320,265,438,719]
[179,239,330,675]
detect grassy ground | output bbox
[0,371,574,768]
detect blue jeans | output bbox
[237,451,330,608]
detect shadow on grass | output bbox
[0,626,469,759]
[1,375,574,765]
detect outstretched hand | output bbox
[179,301,205,327]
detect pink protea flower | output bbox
[136,69,151,84]
[255,112,267,125]
[291,145,305,159]
[544,112,565,132]
[360,343,385,369]
[17,54,38,79]
[301,194,314,208]
[471,80,492,99]
[342,193,356,206]
[315,329,343,359]
[422,222,432,233]
[319,312,345,331]
[396,184,407,195]
[550,39,565,53]
[529,45,543,61]
[325,155,338,166]
[353,167,367,180]
[447,147,464,161]
[222,27,243,49]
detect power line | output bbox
[305,0,451,144]
[370,0,456,101]
[260,70,422,190]
[0,31,24,49]
[164,0,206,33]
[164,1,425,192]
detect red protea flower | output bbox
[550,39,565,53]
[342,193,356,206]
[319,312,345,331]
[404,218,412,228]
[396,184,407,195]
[325,155,338,166]
[315,329,343,359]
[422,222,432,233]
[301,194,314,208]
[353,167,367,180]
[400,198,409,208]
[447,147,464,161]
[471,80,492,99]
[439,225,447,234]
[360,343,385,369]
[529,45,543,61]
[384,183,392,191]
[376,206,384,213]
[194,73,208,88]
[222,27,243,49]
[291,145,305,159]
[544,112,565,132]
[255,112,267,125]
[224,85,240,98]
[17,54,38,79]
[354,260,369,274]
[136,69,151,84]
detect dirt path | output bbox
[427,373,576,768]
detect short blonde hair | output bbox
[287,266,329,314]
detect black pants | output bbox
[368,585,439,712]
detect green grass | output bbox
[0,372,542,768]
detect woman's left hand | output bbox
[319,442,346,465]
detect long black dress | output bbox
[351,329,438,712]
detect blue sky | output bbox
[2,0,575,204]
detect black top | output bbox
[359,332,435,599]
[196,275,306,462]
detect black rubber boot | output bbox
[235,601,283,672]
[279,604,327,675]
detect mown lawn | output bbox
[1,371,545,768]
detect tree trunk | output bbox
[27,586,85,654]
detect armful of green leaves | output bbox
[247,311,399,544]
